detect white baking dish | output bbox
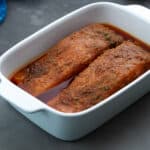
[0,2,150,141]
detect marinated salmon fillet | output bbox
[11,23,124,96]
[47,41,150,113]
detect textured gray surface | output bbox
[0,0,150,149]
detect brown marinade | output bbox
[10,23,150,113]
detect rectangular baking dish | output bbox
[0,2,150,141]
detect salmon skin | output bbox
[48,41,150,113]
[11,23,124,96]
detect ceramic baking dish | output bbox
[0,2,150,141]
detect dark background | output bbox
[0,0,150,149]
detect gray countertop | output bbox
[0,0,150,149]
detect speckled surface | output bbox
[0,0,150,149]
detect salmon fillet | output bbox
[47,41,150,113]
[11,23,124,96]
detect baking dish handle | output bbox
[0,77,47,113]
[126,5,150,20]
